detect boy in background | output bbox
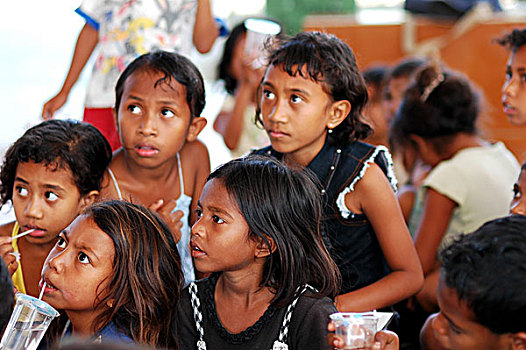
[421,215,526,350]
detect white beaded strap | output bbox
[189,282,207,350]
[272,285,317,350]
[336,145,398,219]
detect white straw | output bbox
[25,282,46,348]
[11,229,36,240]
[38,282,46,300]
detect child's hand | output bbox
[0,236,18,275]
[149,199,184,243]
[327,321,399,350]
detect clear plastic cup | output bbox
[243,18,281,68]
[0,293,59,350]
[330,312,379,349]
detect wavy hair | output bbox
[256,31,371,146]
[0,119,111,207]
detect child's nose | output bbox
[24,197,44,219]
[267,99,288,123]
[191,219,205,238]
[511,196,526,215]
[47,250,66,273]
[502,76,517,97]
[138,113,158,136]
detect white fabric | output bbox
[336,145,397,219]
[423,142,520,251]
[78,0,197,108]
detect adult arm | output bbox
[336,164,423,312]
[192,0,218,53]
[42,23,98,119]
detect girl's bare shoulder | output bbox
[180,139,210,171]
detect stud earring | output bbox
[327,128,333,134]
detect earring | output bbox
[328,128,333,134]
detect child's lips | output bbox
[135,144,160,157]
[191,243,206,258]
[24,226,46,237]
[502,101,516,115]
[40,278,59,294]
[269,130,289,138]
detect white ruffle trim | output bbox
[336,145,398,219]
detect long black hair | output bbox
[208,155,341,307]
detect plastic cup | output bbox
[330,312,379,350]
[243,18,281,68]
[0,293,59,350]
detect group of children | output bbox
[0,21,525,350]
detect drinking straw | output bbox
[11,229,36,240]
[24,282,47,348]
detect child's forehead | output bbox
[127,68,187,95]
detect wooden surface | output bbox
[304,13,526,163]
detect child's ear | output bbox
[327,100,351,130]
[255,235,276,258]
[79,190,99,211]
[186,117,207,142]
[511,332,526,350]
[409,134,427,152]
[112,108,120,134]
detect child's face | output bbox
[383,76,411,123]
[117,69,203,168]
[432,276,509,350]
[41,215,114,319]
[190,178,258,274]
[502,45,526,125]
[511,168,526,215]
[260,64,342,165]
[12,161,91,245]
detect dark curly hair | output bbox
[440,215,526,334]
[115,50,205,119]
[496,27,526,51]
[256,31,371,146]
[0,119,112,207]
[391,64,480,154]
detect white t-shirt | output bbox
[423,142,520,252]
[77,0,197,108]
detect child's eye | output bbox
[45,192,59,202]
[195,208,203,219]
[15,186,29,197]
[290,94,302,103]
[212,215,225,224]
[263,90,275,100]
[513,183,521,198]
[78,252,91,264]
[161,109,175,118]
[521,73,526,83]
[56,236,67,249]
[128,105,141,114]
